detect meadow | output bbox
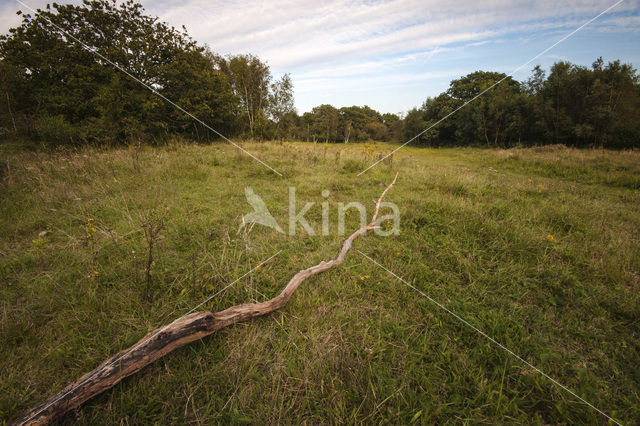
[1,140,639,424]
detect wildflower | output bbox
[527,178,532,183]
[546,234,556,243]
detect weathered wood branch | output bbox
[13,172,398,425]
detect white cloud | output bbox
[147,0,637,66]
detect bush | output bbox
[34,115,77,146]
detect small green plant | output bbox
[140,207,168,301]
[29,236,46,269]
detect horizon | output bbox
[1,0,639,115]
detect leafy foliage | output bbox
[0,1,238,144]
[403,62,640,149]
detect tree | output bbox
[447,71,524,147]
[309,104,340,142]
[382,113,402,142]
[0,0,237,144]
[526,65,546,96]
[421,94,456,145]
[336,105,389,142]
[214,54,272,139]
[268,73,295,140]
[542,62,575,146]
[364,121,388,141]
[402,108,427,144]
[339,106,369,142]
[404,60,640,148]
[0,60,27,135]
[160,48,238,141]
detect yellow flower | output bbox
[546,234,556,243]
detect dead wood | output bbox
[13,172,398,425]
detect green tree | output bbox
[447,71,524,147]
[382,113,402,142]
[542,62,575,146]
[402,108,427,144]
[214,54,272,139]
[310,104,340,142]
[421,94,456,146]
[161,49,237,141]
[0,0,237,145]
[268,73,295,140]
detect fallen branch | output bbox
[13,172,398,425]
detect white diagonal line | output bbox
[186,250,282,314]
[357,249,622,425]
[358,0,625,176]
[15,0,282,177]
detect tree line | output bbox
[1,0,638,149]
[404,62,640,149]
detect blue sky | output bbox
[2,0,640,114]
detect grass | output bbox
[1,140,639,424]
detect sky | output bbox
[2,0,640,114]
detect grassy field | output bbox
[1,140,639,424]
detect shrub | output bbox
[34,115,77,146]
